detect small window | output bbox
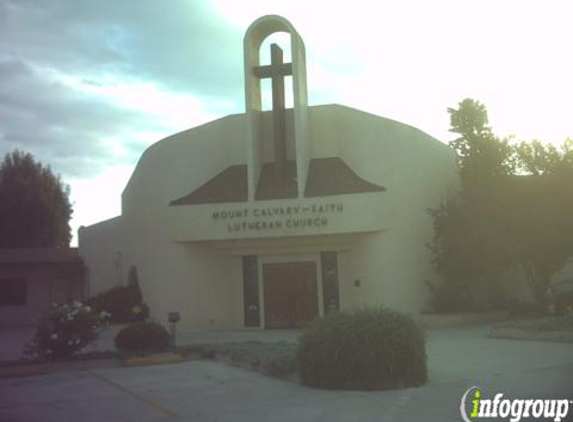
[0,278,27,306]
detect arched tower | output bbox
[244,15,309,201]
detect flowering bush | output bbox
[24,301,111,360]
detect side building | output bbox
[0,248,86,326]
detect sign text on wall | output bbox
[211,203,344,233]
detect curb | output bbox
[489,328,573,343]
[122,352,189,367]
[0,364,49,378]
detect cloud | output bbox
[0,58,165,177]
[0,0,247,179]
[0,0,256,245]
[0,0,244,98]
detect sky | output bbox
[1,0,572,245]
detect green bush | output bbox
[24,302,109,360]
[426,280,469,313]
[87,281,149,324]
[297,307,427,390]
[114,321,171,352]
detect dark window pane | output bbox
[0,279,27,306]
[321,252,340,314]
[242,255,260,327]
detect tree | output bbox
[448,98,515,187]
[428,99,515,311]
[513,139,573,176]
[504,141,573,305]
[428,99,573,310]
[0,150,72,248]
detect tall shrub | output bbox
[87,277,149,323]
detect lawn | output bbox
[494,315,573,332]
[177,341,298,379]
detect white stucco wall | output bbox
[122,114,247,219]
[78,216,124,296]
[310,105,458,316]
[79,104,459,331]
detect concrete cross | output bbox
[253,43,293,183]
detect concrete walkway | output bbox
[1,324,572,421]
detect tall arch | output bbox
[244,15,309,200]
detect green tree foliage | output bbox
[428,99,514,311]
[429,99,573,310]
[0,150,72,247]
[504,140,573,304]
[448,98,515,186]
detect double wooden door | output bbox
[263,261,318,328]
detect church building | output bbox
[79,15,459,331]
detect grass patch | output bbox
[177,341,297,378]
[495,315,573,332]
[3,341,298,380]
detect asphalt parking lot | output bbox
[1,325,572,422]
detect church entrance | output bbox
[263,261,318,328]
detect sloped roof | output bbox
[0,248,83,265]
[305,157,385,197]
[170,157,385,205]
[170,165,248,205]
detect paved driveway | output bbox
[1,325,572,422]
